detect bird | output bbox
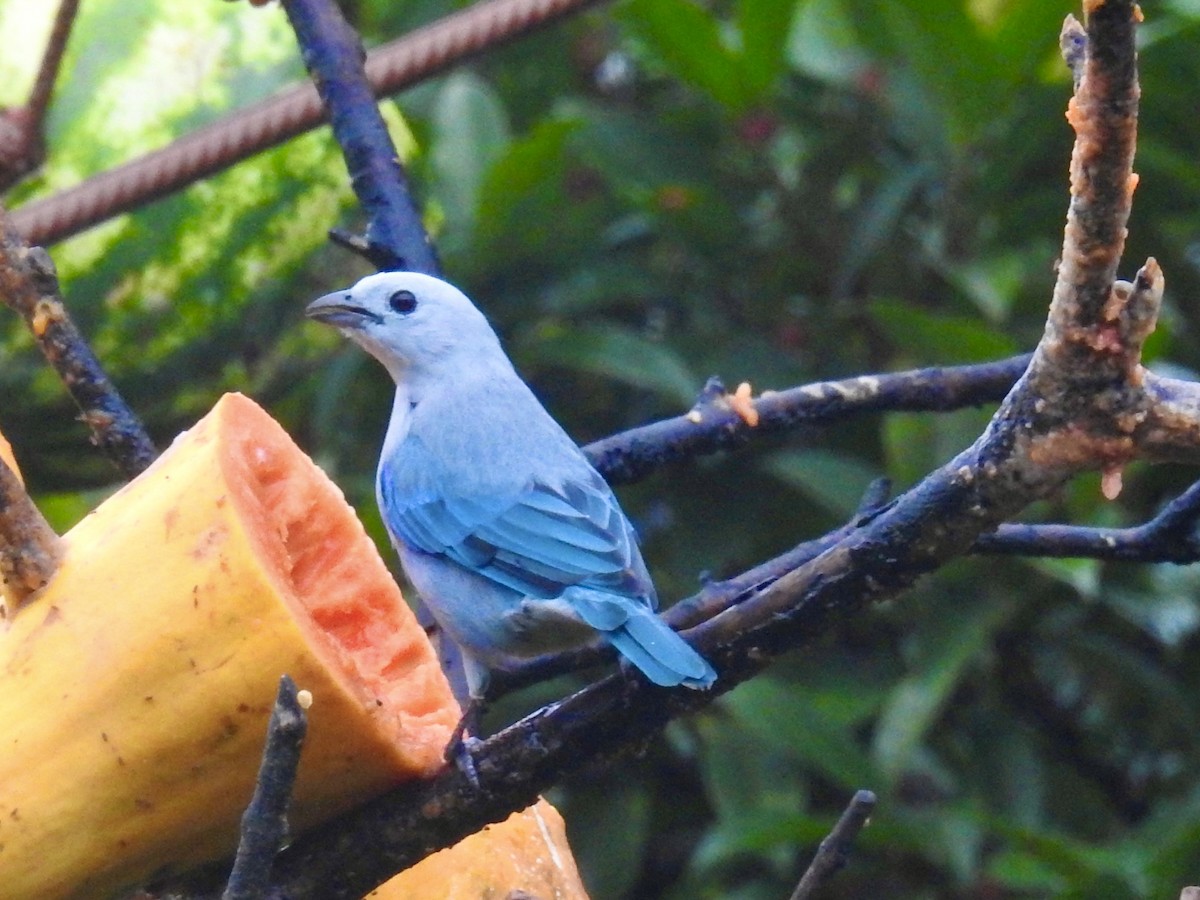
[306,271,717,706]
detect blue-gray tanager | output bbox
[306,271,717,701]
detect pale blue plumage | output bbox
[307,271,717,698]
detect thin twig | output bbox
[585,355,1031,486]
[0,0,79,191]
[0,206,157,478]
[280,0,438,274]
[221,676,309,900]
[0,455,61,613]
[25,0,81,132]
[789,790,877,900]
[977,477,1200,562]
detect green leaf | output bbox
[38,487,118,533]
[935,250,1041,323]
[882,408,993,490]
[872,595,1014,782]
[474,118,597,268]
[987,847,1070,894]
[1027,557,1102,600]
[517,321,698,404]
[832,161,930,294]
[762,449,880,517]
[1104,565,1200,647]
[990,0,1078,78]
[874,0,1006,147]
[622,0,750,109]
[736,0,798,96]
[870,299,1021,364]
[696,717,806,822]
[1137,787,1200,893]
[47,0,298,176]
[786,0,870,84]
[429,72,511,250]
[726,676,879,788]
[693,808,830,870]
[571,103,709,197]
[560,779,650,898]
[990,818,1144,894]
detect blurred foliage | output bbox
[4,0,1200,896]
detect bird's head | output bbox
[306,271,503,381]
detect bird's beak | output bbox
[305,291,383,329]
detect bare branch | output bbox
[280,0,437,274]
[789,790,877,900]
[586,356,1030,486]
[0,0,79,191]
[0,456,60,612]
[977,478,1200,563]
[24,0,80,136]
[0,208,157,478]
[222,676,309,900]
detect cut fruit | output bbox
[367,798,590,899]
[0,393,459,899]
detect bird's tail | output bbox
[571,589,717,689]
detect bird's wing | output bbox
[379,463,654,604]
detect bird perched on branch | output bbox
[307,271,717,706]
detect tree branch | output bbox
[24,0,80,138]
[585,355,1031,486]
[499,473,1200,692]
[221,676,309,900]
[788,790,877,900]
[0,207,157,478]
[977,478,1200,562]
[0,455,61,612]
[277,0,469,701]
[280,0,438,274]
[0,0,79,191]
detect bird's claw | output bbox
[444,698,486,788]
[446,733,483,788]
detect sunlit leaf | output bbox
[786,0,869,83]
[621,0,751,109]
[736,0,797,96]
[429,72,511,251]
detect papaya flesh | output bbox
[0,393,460,899]
[368,798,590,899]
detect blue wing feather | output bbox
[379,459,652,602]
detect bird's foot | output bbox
[443,698,486,788]
[446,734,484,788]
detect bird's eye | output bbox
[389,289,417,314]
